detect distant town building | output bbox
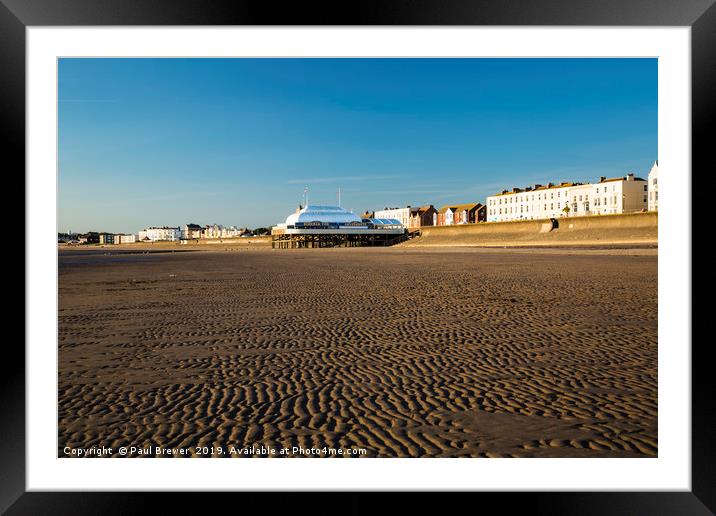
[202,224,223,239]
[118,234,136,244]
[360,210,375,219]
[436,203,485,226]
[223,226,242,238]
[200,224,244,239]
[100,233,137,244]
[408,205,437,228]
[486,173,648,223]
[98,233,115,245]
[84,232,100,244]
[374,207,410,227]
[138,227,181,242]
[648,161,658,211]
[183,223,202,239]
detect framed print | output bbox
[6,0,714,513]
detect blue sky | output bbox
[58,58,657,233]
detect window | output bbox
[643,195,647,202]
[644,185,648,191]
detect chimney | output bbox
[599,176,606,182]
[627,173,634,181]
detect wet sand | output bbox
[58,247,657,458]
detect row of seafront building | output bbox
[138,224,254,242]
[368,203,487,230]
[66,162,660,245]
[366,161,658,230]
[486,162,658,222]
[63,223,258,245]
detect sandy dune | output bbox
[58,247,657,458]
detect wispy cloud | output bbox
[78,191,226,207]
[287,175,401,185]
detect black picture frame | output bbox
[6,0,712,513]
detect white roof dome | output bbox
[285,205,362,225]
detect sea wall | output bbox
[403,212,657,247]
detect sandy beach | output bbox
[58,247,657,458]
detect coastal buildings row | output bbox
[62,162,659,245]
[361,162,657,230]
[60,223,261,245]
[137,224,254,242]
[485,163,659,223]
[372,203,486,229]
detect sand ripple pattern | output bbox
[58,248,657,457]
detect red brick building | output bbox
[436,203,486,225]
[408,205,437,229]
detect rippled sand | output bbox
[58,247,657,458]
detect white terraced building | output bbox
[648,161,658,211]
[138,226,182,241]
[373,207,410,228]
[485,173,649,223]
